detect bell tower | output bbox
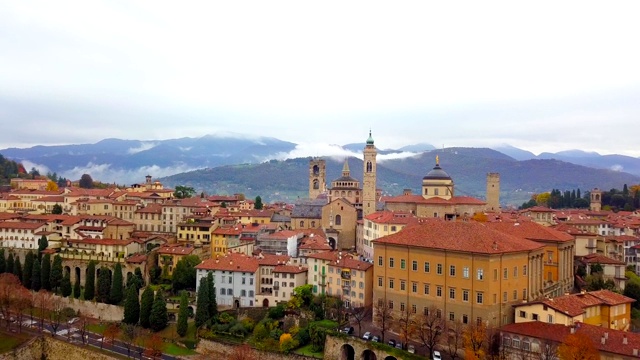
[362,130,377,217]
[309,158,326,199]
[590,188,602,212]
[486,173,501,211]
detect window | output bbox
[449,312,455,321]
[523,289,527,300]
[424,262,430,273]
[378,277,383,287]
[437,263,443,275]
[220,288,226,295]
[463,290,469,302]
[335,215,341,225]
[503,268,508,279]
[449,265,456,276]
[513,266,518,277]
[512,339,520,348]
[519,311,526,318]
[463,266,469,278]
[532,314,539,321]
[463,314,468,324]
[513,290,517,300]
[400,302,405,312]
[241,290,246,297]
[412,304,417,314]
[400,280,406,291]
[412,282,417,293]
[476,292,484,304]
[522,341,530,351]
[412,260,418,271]
[424,283,430,295]
[477,269,484,280]
[378,256,383,266]
[389,279,394,289]
[547,314,553,323]
[389,258,395,268]
[449,287,456,300]
[436,286,442,297]
[388,300,394,310]
[400,259,406,269]
[503,292,507,302]
[523,265,527,275]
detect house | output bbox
[195,252,259,308]
[578,253,627,290]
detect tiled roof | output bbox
[126,254,147,263]
[364,211,417,225]
[291,204,323,219]
[31,196,65,202]
[0,222,47,230]
[486,221,574,243]
[262,230,301,240]
[257,254,291,266]
[521,206,555,213]
[580,253,626,265]
[273,265,307,274]
[135,203,162,214]
[374,220,545,254]
[212,226,243,236]
[196,253,258,273]
[157,245,195,255]
[331,257,373,271]
[67,238,134,246]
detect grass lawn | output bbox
[0,331,33,354]
[87,323,108,335]
[162,342,197,356]
[294,344,323,359]
[311,319,338,329]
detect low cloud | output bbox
[21,160,51,175]
[61,162,200,185]
[268,143,420,163]
[377,152,421,162]
[610,164,624,172]
[127,142,157,154]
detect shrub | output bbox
[268,304,285,319]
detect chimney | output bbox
[634,349,638,357]
[492,241,498,250]
[570,326,575,334]
[604,332,608,339]
[601,336,605,345]
[403,189,412,196]
[623,335,628,345]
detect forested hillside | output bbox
[0,153,23,185]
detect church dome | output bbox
[423,164,452,180]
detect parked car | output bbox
[395,341,403,350]
[341,326,354,335]
[68,317,79,325]
[371,335,380,343]
[388,339,396,347]
[433,350,442,360]
[362,331,371,340]
[408,344,415,353]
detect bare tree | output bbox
[230,344,258,360]
[486,324,502,360]
[0,273,21,329]
[12,287,32,333]
[350,306,371,337]
[77,314,90,344]
[34,289,52,332]
[445,320,464,360]
[538,338,559,360]
[374,299,393,343]
[415,305,444,359]
[119,323,137,357]
[397,307,416,350]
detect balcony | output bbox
[341,271,351,280]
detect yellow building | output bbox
[177,217,218,246]
[359,210,417,260]
[321,198,358,250]
[373,220,545,328]
[513,290,634,331]
[156,244,197,276]
[325,256,373,309]
[134,203,164,233]
[211,226,243,256]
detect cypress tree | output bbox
[207,272,217,319]
[149,291,168,332]
[23,252,34,290]
[97,266,112,303]
[110,263,124,304]
[31,257,41,291]
[41,253,51,291]
[195,277,210,327]
[50,255,63,293]
[139,287,154,328]
[73,276,81,299]
[123,285,140,325]
[61,271,72,297]
[134,267,144,290]
[37,235,48,260]
[13,256,22,282]
[6,253,14,276]
[0,249,5,273]
[85,261,96,301]
[176,291,189,337]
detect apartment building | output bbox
[195,253,258,308]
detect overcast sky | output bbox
[1,1,640,156]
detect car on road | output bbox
[387,339,396,347]
[341,326,354,335]
[395,341,403,350]
[362,331,371,340]
[408,344,415,353]
[433,350,442,360]
[371,335,380,342]
[68,317,79,325]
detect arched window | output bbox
[300,221,304,227]
[313,165,319,175]
[366,161,372,172]
[335,215,342,226]
[313,179,319,189]
[311,221,316,227]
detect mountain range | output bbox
[1,135,639,207]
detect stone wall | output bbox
[53,294,124,321]
[197,339,315,360]
[323,335,397,360]
[0,336,120,360]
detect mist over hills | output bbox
[1,134,639,207]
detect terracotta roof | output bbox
[67,238,134,246]
[212,226,243,236]
[580,253,626,265]
[374,220,545,254]
[364,211,417,225]
[0,222,47,230]
[157,245,195,256]
[604,235,639,243]
[522,206,555,213]
[196,253,258,273]
[262,230,301,240]
[135,203,163,214]
[273,265,307,274]
[331,257,373,271]
[553,223,598,236]
[501,321,640,358]
[126,254,147,263]
[31,196,65,202]
[307,251,341,262]
[486,221,575,243]
[257,254,291,266]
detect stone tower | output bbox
[309,158,326,200]
[485,173,500,212]
[362,130,377,217]
[590,188,602,212]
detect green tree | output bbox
[195,277,210,327]
[254,196,264,210]
[140,287,154,328]
[97,266,112,303]
[52,204,63,214]
[123,285,140,325]
[6,253,14,277]
[37,236,48,260]
[0,249,6,273]
[149,292,168,332]
[31,257,41,291]
[134,267,145,290]
[23,252,34,289]
[79,174,94,189]
[207,272,217,319]
[110,263,124,304]
[61,271,72,297]
[624,278,640,309]
[13,256,22,282]
[50,255,63,293]
[173,185,195,199]
[171,255,200,292]
[85,261,96,301]
[41,253,51,290]
[177,291,189,337]
[73,276,81,299]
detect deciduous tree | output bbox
[557,333,599,360]
[173,185,195,199]
[463,322,486,360]
[446,320,464,360]
[171,255,200,292]
[79,174,94,189]
[374,299,393,343]
[349,306,370,337]
[416,306,444,359]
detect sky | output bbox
[1,1,640,157]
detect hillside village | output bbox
[2,133,640,359]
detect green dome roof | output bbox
[366,130,374,145]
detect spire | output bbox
[342,159,350,177]
[436,155,440,167]
[366,129,374,145]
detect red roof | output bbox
[364,211,417,225]
[67,238,134,246]
[580,253,626,265]
[0,222,47,230]
[486,221,575,243]
[273,265,307,274]
[196,253,258,273]
[157,245,195,256]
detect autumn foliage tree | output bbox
[463,322,487,360]
[557,333,599,360]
